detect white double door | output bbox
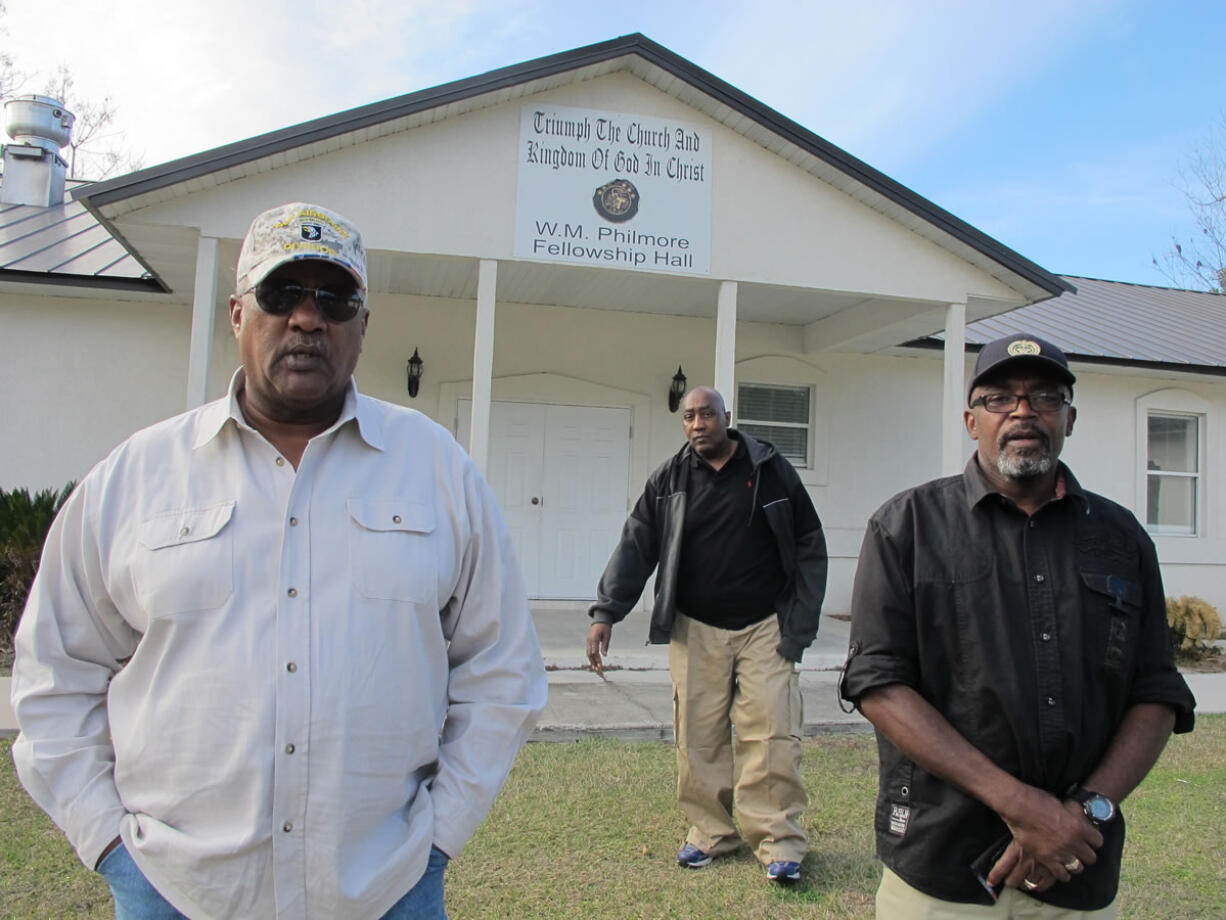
[460,401,631,599]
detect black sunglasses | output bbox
[248,281,365,323]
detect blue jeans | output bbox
[96,845,186,920]
[97,842,449,919]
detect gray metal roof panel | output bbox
[0,187,160,290]
[932,276,1226,371]
[74,33,1068,299]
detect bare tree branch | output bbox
[1154,113,1226,293]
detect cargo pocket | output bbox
[135,501,236,616]
[348,498,437,603]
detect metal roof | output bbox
[0,181,162,291]
[924,276,1226,373]
[74,33,1069,302]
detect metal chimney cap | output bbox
[4,94,76,153]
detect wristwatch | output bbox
[1067,785,1117,825]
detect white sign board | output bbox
[514,104,712,275]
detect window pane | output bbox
[737,384,809,424]
[1148,415,1197,473]
[1147,474,1196,535]
[739,423,807,466]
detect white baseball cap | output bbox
[236,202,367,291]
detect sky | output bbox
[4,0,1224,287]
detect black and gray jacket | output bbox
[588,430,827,662]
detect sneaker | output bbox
[766,860,801,883]
[676,843,713,869]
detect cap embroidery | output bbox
[1006,339,1041,357]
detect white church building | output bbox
[2,34,1223,614]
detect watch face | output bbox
[1086,795,1115,822]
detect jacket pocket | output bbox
[1080,571,1141,675]
[348,498,437,603]
[135,501,236,616]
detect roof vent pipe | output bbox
[2,95,75,207]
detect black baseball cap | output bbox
[968,333,1076,403]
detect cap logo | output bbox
[1007,340,1041,357]
[300,223,322,241]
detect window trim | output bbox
[735,381,814,469]
[1145,411,1201,536]
[1135,389,1210,540]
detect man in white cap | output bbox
[12,202,547,919]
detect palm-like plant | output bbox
[1,483,75,669]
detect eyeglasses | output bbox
[245,281,365,323]
[970,391,1070,414]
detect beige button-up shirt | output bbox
[12,374,547,918]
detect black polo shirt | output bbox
[674,440,786,629]
[841,457,1196,910]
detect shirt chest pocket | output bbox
[1080,571,1142,676]
[135,501,236,617]
[348,498,437,604]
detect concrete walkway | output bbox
[4,609,1224,741]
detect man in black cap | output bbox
[840,333,1195,918]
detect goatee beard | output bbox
[997,446,1052,480]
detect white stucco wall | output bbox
[0,293,191,491]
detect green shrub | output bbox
[0,483,75,670]
[1165,595,1224,662]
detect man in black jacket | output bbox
[587,386,827,883]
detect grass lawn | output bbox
[3,716,1223,919]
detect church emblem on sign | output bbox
[592,178,640,223]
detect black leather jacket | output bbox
[589,430,827,662]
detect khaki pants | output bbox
[877,867,1119,919]
[669,612,807,865]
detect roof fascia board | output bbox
[0,268,168,293]
[74,32,1068,298]
[901,337,1226,377]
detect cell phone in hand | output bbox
[969,833,1011,904]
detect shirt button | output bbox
[285,743,296,754]
[275,457,285,467]
[1046,697,1057,707]
[287,587,298,598]
[283,821,293,833]
[1041,632,1052,641]
[179,526,190,537]
[1034,574,1045,583]
[1028,520,1037,529]
[393,515,402,524]
[289,517,299,527]
[286,662,297,673]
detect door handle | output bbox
[531,497,541,505]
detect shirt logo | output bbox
[300,223,323,241]
[1006,339,1041,357]
[888,803,910,836]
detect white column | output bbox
[714,280,738,413]
[941,301,967,476]
[469,259,498,472]
[186,235,219,410]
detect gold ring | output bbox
[1022,879,1039,891]
[1064,857,1082,872]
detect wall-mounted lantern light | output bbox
[668,365,687,413]
[406,348,424,398]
